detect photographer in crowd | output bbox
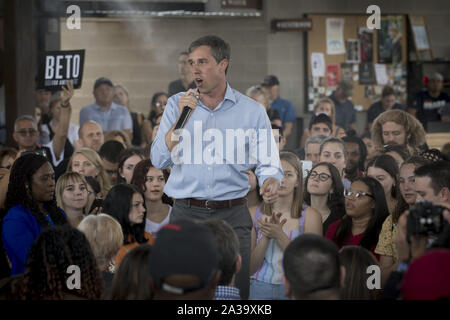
[383,160,450,299]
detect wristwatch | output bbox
[396,261,409,273]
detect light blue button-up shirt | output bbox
[79,102,132,132]
[151,83,283,201]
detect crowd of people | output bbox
[0,34,449,301]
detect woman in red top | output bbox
[325,177,389,260]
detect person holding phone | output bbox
[12,82,75,179]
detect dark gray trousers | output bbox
[170,199,252,300]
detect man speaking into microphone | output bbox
[151,35,283,300]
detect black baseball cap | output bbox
[93,77,114,91]
[261,75,280,87]
[149,219,220,295]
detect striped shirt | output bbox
[79,102,132,132]
[252,205,306,284]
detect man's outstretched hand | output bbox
[260,177,280,205]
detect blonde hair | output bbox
[78,214,124,267]
[314,98,336,126]
[67,148,111,196]
[262,151,304,219]
[370,109,426,150]
[246,85,270,110]
[55,172,87,215]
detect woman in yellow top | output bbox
[102,183,154,268]
[374,156,429,285]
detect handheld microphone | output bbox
[174,106,192,130]
[174,92,199,130]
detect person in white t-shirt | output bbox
[41,88,79,169]
[131,159,172,237]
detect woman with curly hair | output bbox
[131,159,171,237]
[67,147,111,198]
[102,184,154,267]
[370,109,427,154]
[19,224,103,300]
[1,154,67,275]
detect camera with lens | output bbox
[407,201,448,242]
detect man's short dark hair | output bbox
[93,77,113,91]
[271,124,283,136]
[188,35,230,69]
[337,80,353,98]
[309,113,332,132]
[261,75,280,87]
[414,160,450,195]
[267,109,281,122]
[381,85,396,98]
[98,140,125,163]
[200,220,239,287]
[283,234,341,300]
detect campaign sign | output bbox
[38,50,85,89]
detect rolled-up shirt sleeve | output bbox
[254,111,283,187]
[150,96,179,170]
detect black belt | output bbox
[176,197,247,210]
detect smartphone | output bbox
[301,160,313,178]
[89,197,103,214]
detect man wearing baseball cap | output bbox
[150,219,221,300]
[412,72,450,129]
[261,75,297,141]
[79,77,133,139]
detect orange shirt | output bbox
[113,232,154,266]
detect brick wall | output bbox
[61,16,268,125]
[60,0,450,147]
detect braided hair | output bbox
[20,224,104,300]
[4,153,66,227]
